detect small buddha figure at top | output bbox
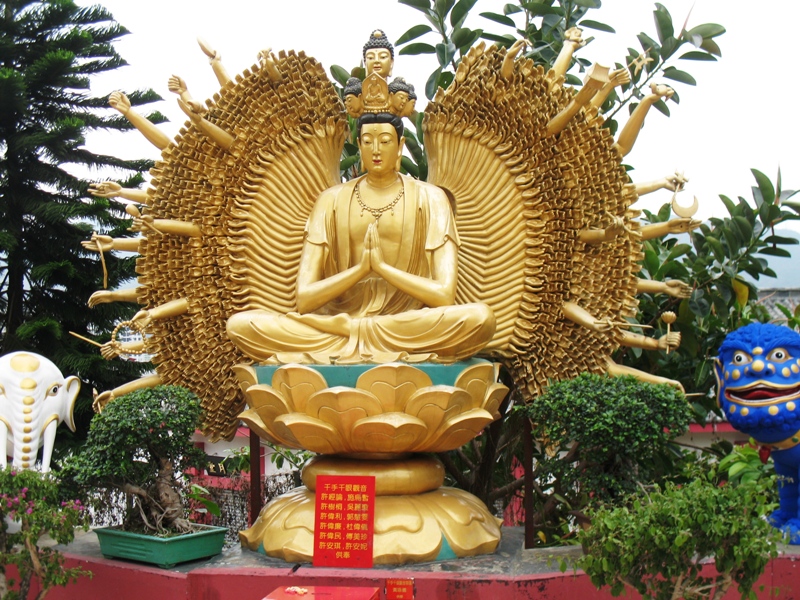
[344,30,417,120]
[363,29,393,77]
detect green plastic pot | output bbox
[94,524,227,569]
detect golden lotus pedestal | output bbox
[234,359,507,564]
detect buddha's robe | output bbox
[226,175,495,364]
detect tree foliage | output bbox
[623,169,799,415]
[516,373,692,541]
[577,475,779,600]
[393,0,724,180]
[0,0,162,420]
[60,386,206,535]
[0,468,90,600]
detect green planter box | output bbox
[94,524,227,569]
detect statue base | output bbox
[240,455,501,564]
[234,359,508,564]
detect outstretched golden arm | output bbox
[89,181,149,203]
[590,67,631,110]
[81,233,142,253]
[88,288,141,307]
[547,64,608,136]
[93,374,163,413]
[637,279,692,299]
[634,171,687,196]
[109,91,171,151]
[129,214,202,237]
[639,217,701,241]
[613,83,673,157]
[129,298,190,330]
[563,302,681,351]
[197,37,232,87]
[579,215,639,245]
[177,97,234,151]
[605,358,684,392]
[549,27,585,82]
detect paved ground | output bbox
[57,526,585,575]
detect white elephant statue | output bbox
[0,352,79,472]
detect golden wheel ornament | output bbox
[109,320,147,356]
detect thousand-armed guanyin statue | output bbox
[82,27,700,562]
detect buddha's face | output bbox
[364,48,393,77]
[390,91,409,113]
[359,123,404,176]
[344,94,363,117]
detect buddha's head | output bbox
[388,78,410,114]
[357,113,405,175]
[363,29,394,78]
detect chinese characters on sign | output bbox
[313,475,376,568]
[385,577,415,599]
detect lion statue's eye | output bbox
[732,351,752,365]
[767,348,791,363]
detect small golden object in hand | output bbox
[110,320,146,355]
[661,311,677,355]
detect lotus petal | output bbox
[272,365,328,412]
[276,413,340,454]
[425,487,501,556]
[232,364,258,391]
[356,364,433,412]
[243,384,292,425]
[240,488,315,562]
[238,408,281,446]
[483,383,509,420]
[373,496,443,564]
[427,408,495,452]
[405,386,473,448]
[454,362,496,408]
[351,413,428,454]
[305,387,383,449]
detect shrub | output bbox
[517,373,692,541]
[0,468,89,599]
[578,474,779,600]
[61,386,205,534]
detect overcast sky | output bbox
[79,0,800,286]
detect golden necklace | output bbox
[355,179,403,222]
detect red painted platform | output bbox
[14,528,800,599]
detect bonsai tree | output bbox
[61,386,205,534]
[1,468,89,599]
[517,373,692,542]
[577,474,779,600]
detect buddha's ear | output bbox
[396,136,405,170]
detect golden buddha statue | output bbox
[226,30,493,365]
[227,120,494,364]
[85,26,697,435]
[79,25,709,562]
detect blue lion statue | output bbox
[715,322,800,542]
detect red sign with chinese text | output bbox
[313,475,376,568]
[385,577,415,599]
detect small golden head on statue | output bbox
[363,29,394,77]
[344,30,417,120]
